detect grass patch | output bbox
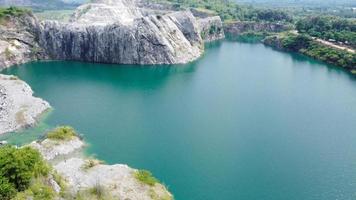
[134,170,159,186]
[34,10,74,22]
[81,159,104,171]
[46,126,77,141]
[15,109,26,125]
[4,47,13,59]
[74,182,114,200]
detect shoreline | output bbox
[28,128,173,200]
[0,74,51,135]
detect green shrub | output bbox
[89,182,106,199]
[46,126,77,141]
[0,176,16,200]
[0,146,49,199]
[268,33,356,70]
[0,146,49,191]
[0,7,30,20]
[134,170,159,186]
[29,180,55,200]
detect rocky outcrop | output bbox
[0,74,50,134]
[0,13,46,70]
[198,16,224,42]
[262,34,284,49]
[0,0,225,68]
[31,135,173,200]
[38,0,204,65]
[30,137,84,160]
[223,21,292,36]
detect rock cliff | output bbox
[223,21,292,36]
[38,0,204,65]
[0,0,225,69]
[0,13,46,70]
[198,16,225,42]
[0,74,50,134]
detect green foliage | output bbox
[89,182,106,199]
[154,0,292,22]
[281,34,313,51]
[296,16,356,48]
[73,182,113,200]
[46,126,77,140]
[0,176,16,200]
[13,178,55,200]
[34,10,74,22]
[0,7,30,20]
[276,33,356,70]
[0,146,49,199]
[134,170,159,186]
[29,181,55,200]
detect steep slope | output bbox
[38,0,204,64]
[0,11,46,70]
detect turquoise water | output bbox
[2,41,356,200]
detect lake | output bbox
[2,40,356,200]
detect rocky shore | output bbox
[30,134,173,200]
[0,74,50,135]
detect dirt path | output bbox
[314,38,355,53]
[292,31,355,54]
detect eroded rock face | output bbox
[39,0,204,65]
[0,13,46,70]
[0,74,50,134]
[224,21,292,36]
[31,136,173,200]
[198,16,225,42]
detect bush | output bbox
[29,180,55,200]
[0,7,30,20]
[0,176,16,200]
[134,170,159,186]
[46,126,77,141]
[0,146,49,199]
[268,33,356,70]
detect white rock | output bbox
[0,74,50,135]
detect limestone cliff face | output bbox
[224,21,292,36]
[198,16,225,42]
[38,1,204,65]
[0,13,46,70]
[0,0,224,68]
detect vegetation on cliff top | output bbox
[46,126,78,141]
[135,170,159,186]
[296,16,356,48]
[155,0,292,22]
[0,7,30,20]
[265,33,356,70]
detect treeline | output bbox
[296,16,356,48]
[157,0,292,22]
[265,34,356,70]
